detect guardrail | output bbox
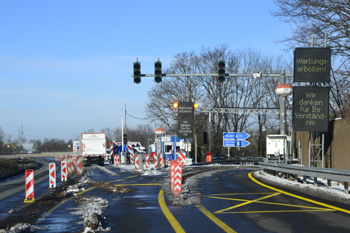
[259,162,350,194]
[194,158,264,166]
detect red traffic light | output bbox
[219,61,225,68]
[155,63,161,69]
[134,64,140,69]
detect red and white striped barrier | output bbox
[178,152,186,165]
[114,154,120,165]
[61,155,66,163]
[135,154,139,170]
[151,152,156,160]
[170,160,182,195]
[61,160,67,181]
[49,163,56,188]
[145,154,149,169]
[154,154,158,168]
[67,155,71,175]
[76,156,83,175]
[24,169,35,203]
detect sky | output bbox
[0,0,294,142]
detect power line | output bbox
[126,113,151,120]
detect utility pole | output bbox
[279,70,286,136]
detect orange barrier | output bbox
[206,151,212,162]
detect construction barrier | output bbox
[206,151,212,162]
[151,152,156,160]
[61,160,67,181]
[154,154,158,168]
[114,154,120,165]
[49,163,56,188]
[160,156,164,167]
[61,154,66,163]
[170,160,182,195]
[76,155,83,175]
[24,169,35,203]
[135,154,139,170]
[145,154,149,169]
[178,151,186,165]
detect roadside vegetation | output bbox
[0,158,18,178]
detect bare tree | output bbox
[272,0,350,118]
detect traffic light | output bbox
[123,134,127,145]
[203,131,208,144]
[133,62,141,84]
[218,60,226,82]
[173,102,179,108]
[154,61,162,83]
[194,103,199,109]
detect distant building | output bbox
[22,143,34,152]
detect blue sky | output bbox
[0,0,293,141]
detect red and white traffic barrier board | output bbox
[76,156,83,175]
[135,154,139,170]
[145,154,149,169]
[178,151,186,165]
[61,160,67,181]
[170,160,182,195]
[160,155,164,167]
[151,152,156,160]
[114,154,120,166]
[24,169,35,203]
[61,155,66,163]
[154,154,158,168]
[49,163,56,188]
[127,145,134,165]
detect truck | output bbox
[80,132,106,166]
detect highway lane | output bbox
[0,157,60,219]
[190,169,350,233]
[1,163,350,232]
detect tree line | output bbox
[0,125,155,155]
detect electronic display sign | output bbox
[292,86,329,132]
[294,48,331,82]
[178,118,193,138]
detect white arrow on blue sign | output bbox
[223,140,250,147]
[223,132,250,140]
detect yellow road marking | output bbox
[249,172,350,214]
[215,193,280,213]
[208,194,332,210]
[114,183,161,186]
[158,189,185,233]
[221,209,336,214]
[209,192,276,196]
[196,204,237,233]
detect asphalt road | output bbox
[1,161,350,232]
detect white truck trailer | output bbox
[81,132,106,166]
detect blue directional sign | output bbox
[223,132,250,140]
[223,139,250,147]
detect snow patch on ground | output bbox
[69,196,111,232]
[254,170,350,205]
[0,223,44,233]
[94,165,119,176]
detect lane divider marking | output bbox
[158,188,185,233]
[249,172,350,215]
[196,204,237,233]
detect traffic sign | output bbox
[223,140,250,147]
[223,132,250,140]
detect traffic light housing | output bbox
[123,134,127,145]
[203,131,208,144]
[154,61,162,83]
[133,62,141,84]
[218,60,225,82]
